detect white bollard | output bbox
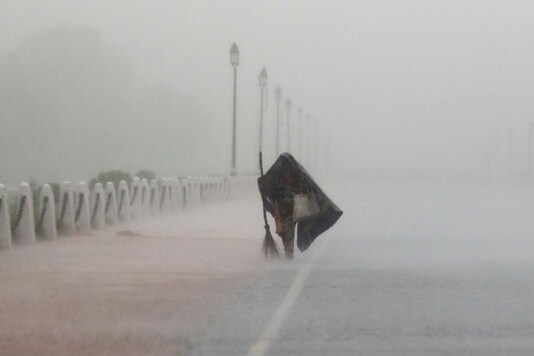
[75,182,91,233]
[181,178,190,208]
[206,178,212,203]
[117,180,131,222]
[172,179,179,210]
[200,179,206,204]
[104,182,119,226]
[211,177,217,201]
[91,183,105,230]
[168,178,175,211]
[202,178,209,204]
[194,178,202,206]
[227,177,234,199]
[210,178,216,202]
[178,179,187,209]
[57,181,75,235]
[202,179,208,203]
[174,179,181,210]
[37,184,57,240]
[208,178,214,202]
[130,177,142,220]
[171,178,181,211]
[140,178,150,217]
[0,184,12,248]
[160,178,171,213]
[223,177,230,200]
[149,179,160,216]
[218,176,224,201]
[170,178,178,211]
[212,178,217,200]
[167,178,176,211]
[212,177,218,202]
[187,178,196,208]
[12,182,36,244]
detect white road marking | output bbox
[247,240,328,356]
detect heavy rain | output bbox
[1,1,534,355]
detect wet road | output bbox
[191,179,534,355]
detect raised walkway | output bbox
[0,194,267,356]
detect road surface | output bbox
[192,178,534,355]
[2,178,534,355]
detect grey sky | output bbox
[1,1,533,183]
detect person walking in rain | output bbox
[258,153,342,259]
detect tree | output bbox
[89,170,132,190]
[135,169,156,181]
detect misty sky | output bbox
[1,0,534,184]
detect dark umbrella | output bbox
[258,153,343,255]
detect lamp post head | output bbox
[275,86,281,103]
[230,42,239,67]
[259,66,267,88]
[285,98,292,113]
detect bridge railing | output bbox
[0,175,257,249]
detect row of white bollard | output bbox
[0,175,257,249]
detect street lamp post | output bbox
[275,86,282,157]
[285,98,292,153]
[298,106,303,159]
[306,114,312,166]
[529,121,533,178]
[259,67,267,168]
[314,118,320,168]
[229,42,239,176]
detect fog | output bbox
[4,3,534,353]
[1,0,534,184]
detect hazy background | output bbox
[1,0,533,185]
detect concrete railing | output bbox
[0,175,257,249]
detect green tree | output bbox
[135,169,156,181]
[89,170,132,190]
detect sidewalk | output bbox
[0,195,268,356]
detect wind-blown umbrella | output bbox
[258,153,343,256]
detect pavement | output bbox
[0,195,269,356]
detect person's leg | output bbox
[281,222,296,259]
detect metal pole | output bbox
[508,129,514,176]
[259,86,265,169]
[276,101,280,157]
[231,67,237,176]
[298,109,303,159]
[325,128,332,167]
[286,109,290,153]
[307,115,312,167]
[529,121,533,178]
[314,119,319,168]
